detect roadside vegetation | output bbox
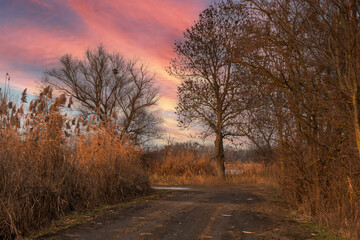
[169,0,360,238]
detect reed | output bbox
[0,87,150,239]
[147,144,278,186]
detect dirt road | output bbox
[38,185,312,240]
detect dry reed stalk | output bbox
[148,146,278,186]
[0,87,150,239]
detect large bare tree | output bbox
[168,0,249,178]
[43,45,162,144]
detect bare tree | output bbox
[235,0,360,235]
[115,60,162,143]
[168,0,249,178]
[43,45,162,144]
[240,0,360,158]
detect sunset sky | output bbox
[0,0,212,142]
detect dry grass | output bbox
[147,145,278,186]
[224,162,278,185]
[0,88,150,239]
[148,149,216,177]
[277,143,360,240]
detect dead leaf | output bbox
[242,231,255,234]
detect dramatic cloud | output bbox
[0,0,210,142]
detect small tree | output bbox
[168,0,249,178]
[43,45,162,144]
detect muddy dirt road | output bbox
[39,185,312,240]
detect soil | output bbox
[37,184,313,240]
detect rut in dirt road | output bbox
[38,185,312,240]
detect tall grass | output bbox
[0,88,150,239]
[224,162,278,185]
[146,143,278,185]
[148,150,216,177]
[277,143,360,239]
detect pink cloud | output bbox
[29,0,52,9]
[0,24,85,66]
[64,0,206,62]
[0,0,211,142]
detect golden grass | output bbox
[148,148,278,186]
[276,145,360,240]
[0,87,150,239]
[148,149,216,177]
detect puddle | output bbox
[152,186,192,191]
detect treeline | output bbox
[170,0,359,238]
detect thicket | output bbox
[170,0,360,237]
[0,87,150,239]
[238,0,360,238]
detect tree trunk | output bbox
[352,1,360,158]
[215,132,225,179]
[352,92,360,157]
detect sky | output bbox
[0,0,212,143]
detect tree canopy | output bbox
[43,45,162,144]
[168,0,250,177]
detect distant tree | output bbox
[43,45,162,144]
[168,0,249,178]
